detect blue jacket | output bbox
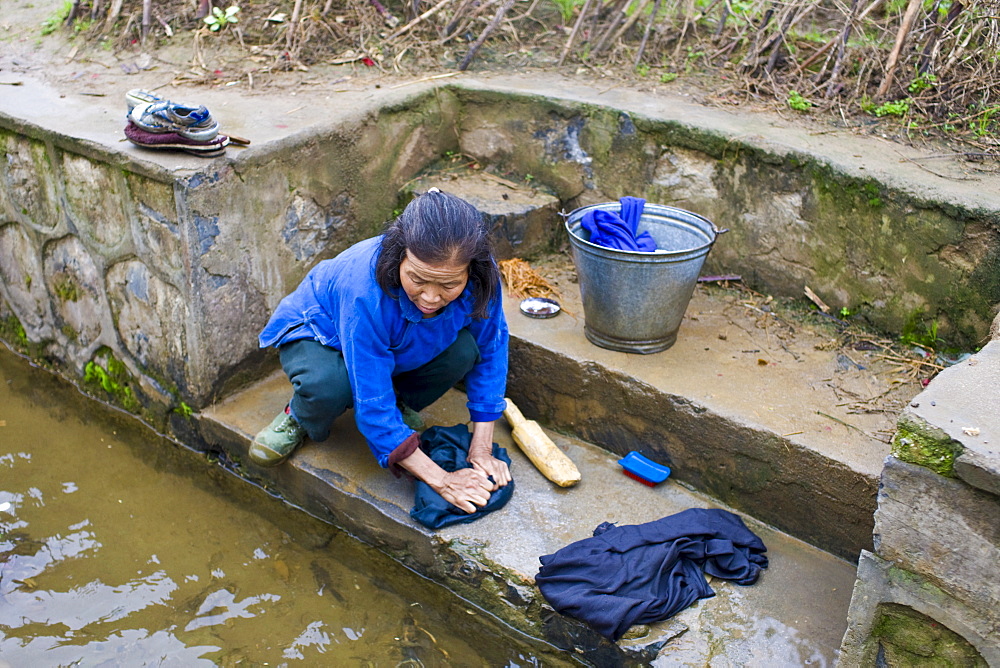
[259,237,509,468]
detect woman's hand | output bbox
[468,421,512,490]
[398,445,495,514]
[436,468,494,513]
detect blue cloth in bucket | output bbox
[410,424,515,529]
[580,196,657,252]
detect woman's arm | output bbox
[398,446,495,513]
[466,420,512,490]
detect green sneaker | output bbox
[249,409,306,467]
[400,404,426,431]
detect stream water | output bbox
[0,349,557,667]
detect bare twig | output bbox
[634,0,664,67]
[386,0,455,41]
[816,411,866,433]
[559,0,595,66]
[103,0,124,33]
[591,0,632,58]
[287,0,304,50]
[141,0,152,41]
[825,0,858,97]
[459,0,516,70]
[389,71,463,87]
[608,0,651,51]
[878,0,923,97]
[442,0,503,44]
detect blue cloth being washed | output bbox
[534,508,768,641]
[579,196,657,252]
[410,424,515,529]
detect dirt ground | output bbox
[0,0,932,135]
[7,0,1000,178]
[511,251,932,446]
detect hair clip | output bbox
[426,187,441,194]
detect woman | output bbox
[253,189,512,514]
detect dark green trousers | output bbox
[278,329,479,442]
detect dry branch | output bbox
[386,0,455,41]
[559,0,595,66]
[459,0,516,70]
[825,0,858,97]
[878,0,923,97]
[634,0,663,67]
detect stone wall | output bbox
[2,83,999,416]
[839,316,1000,665]
[0,92,466,414]
[450,87,1000,348]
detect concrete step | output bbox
[405,171,563,260]
[196,371,857,665]
[503,263,921,561]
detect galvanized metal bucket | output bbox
[565,202,723,354]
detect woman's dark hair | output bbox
[376,189,500,319]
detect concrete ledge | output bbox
[503,281,898,561]
[196,373,856,665]
[904,339,1000,496]
[873,457,1000,626]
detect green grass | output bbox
[40,0,72,35]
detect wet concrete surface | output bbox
[502,272,920,560]
[203,365,857,665]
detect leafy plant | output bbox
[787,90,812,111]
[635,63,650,77]
[659,72,678,83]
[550,0,583,24]
[870,98,911,117]
[969,105,999,137]
[907,71,937,95]
[204,5,240,32]
[900,315,941,351]
[40,0,73,35]
[839,306,852,318]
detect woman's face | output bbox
[399,250,469,318]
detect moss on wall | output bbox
[83,348,140,413]
[0,312,29,349]
[872,603,987,667]
[891,418,962,476]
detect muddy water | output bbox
[0,350,556,667]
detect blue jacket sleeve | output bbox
[337,295,416,468]
[465,285,509,422]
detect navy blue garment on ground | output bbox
[535,508,768,641]
[579,196,657,252]
[410,424,515,529]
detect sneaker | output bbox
[124,121,230,157]
[249,409,306,467]
[125,88,166,110]
[129,100,219,142]
[399,404,426,431]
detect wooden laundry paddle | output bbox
[503,398,581,487]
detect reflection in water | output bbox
[0,351,553,666]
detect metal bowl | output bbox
[519,297,561,318]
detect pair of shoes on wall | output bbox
[124,88,247,157]
[124,121,230,157]
[126,88,220,141]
